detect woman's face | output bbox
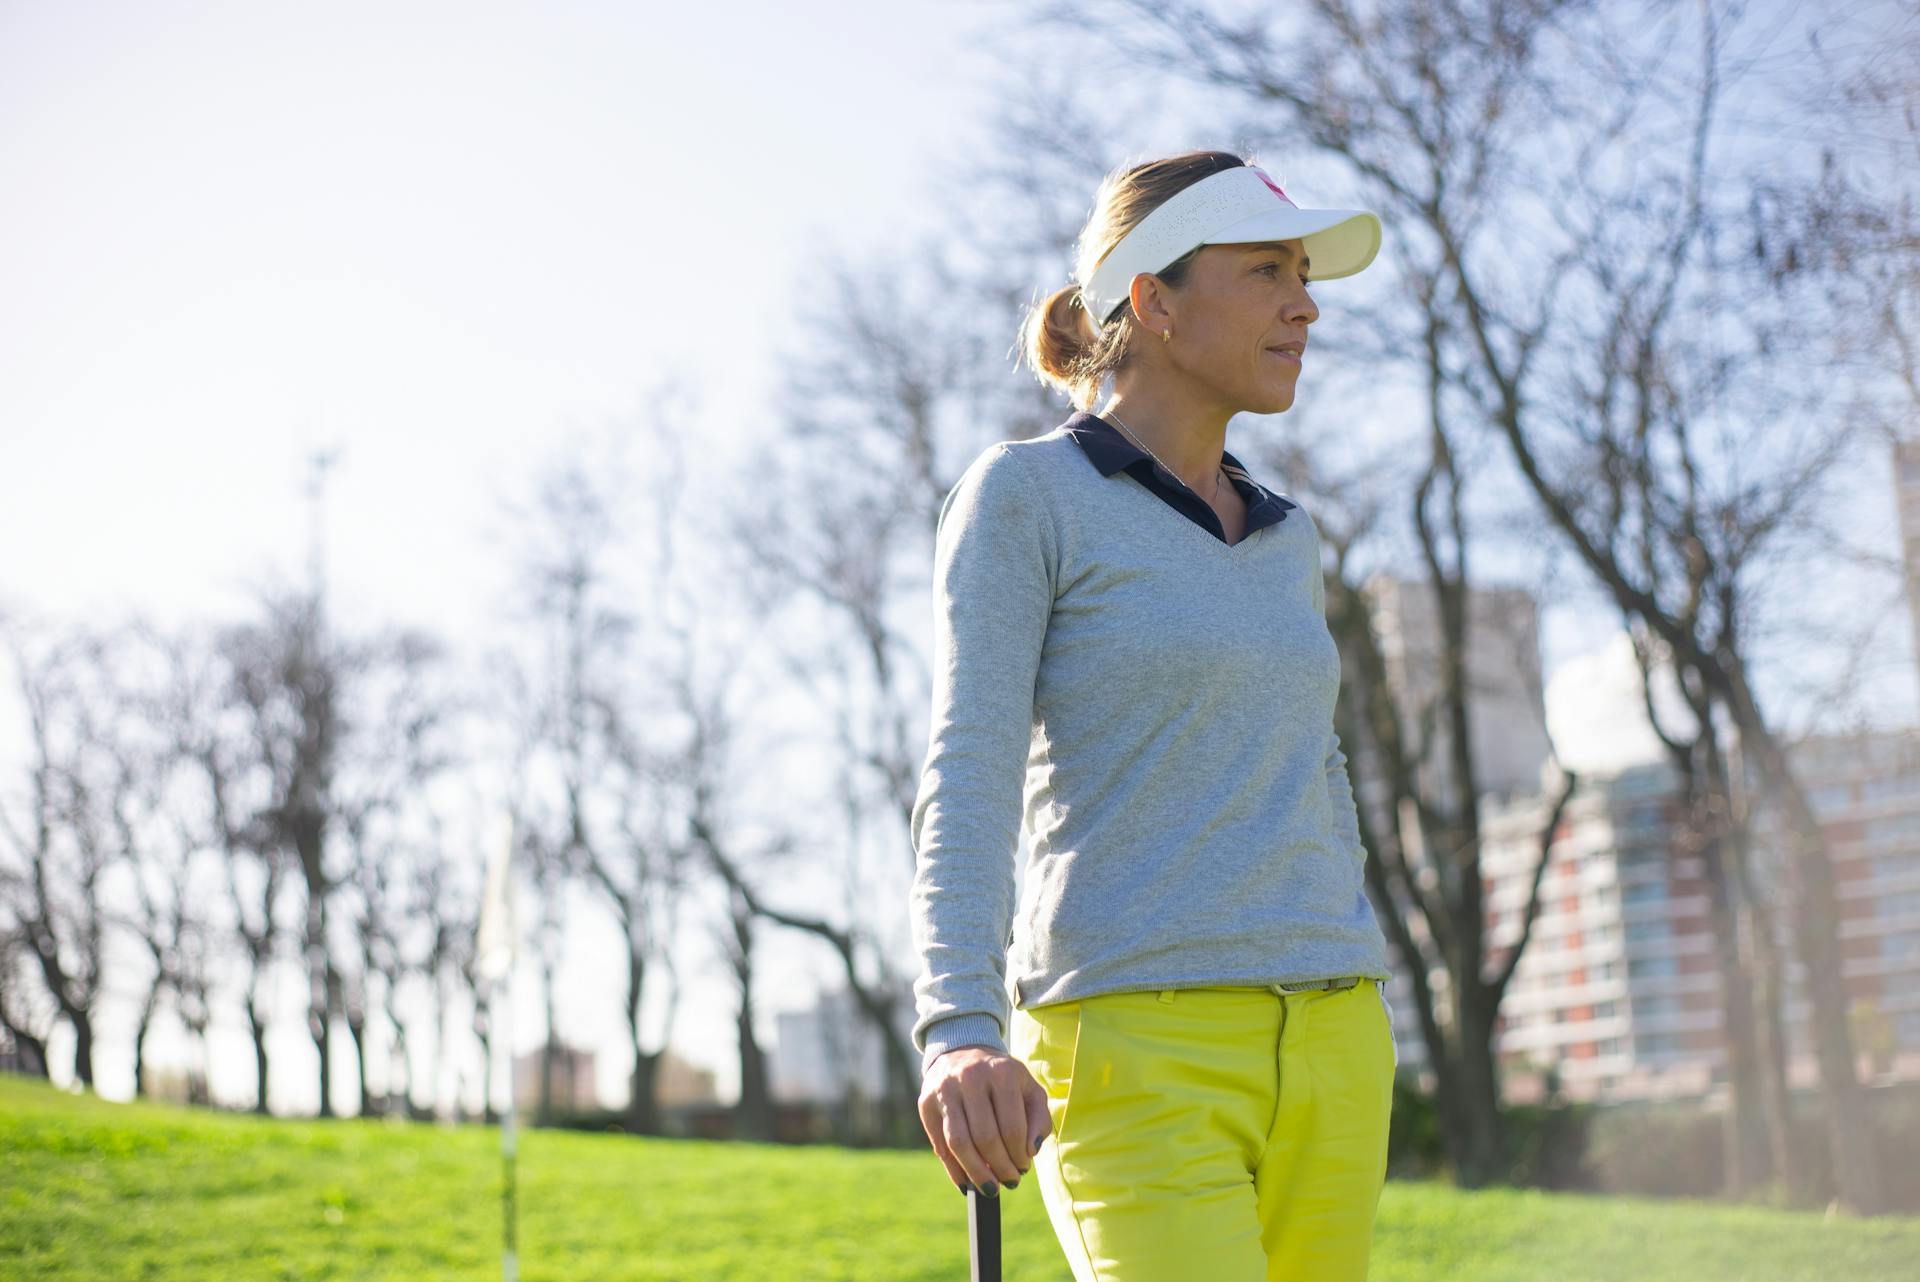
[1159,238,1319,414]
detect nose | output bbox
[1288,282,1318,325]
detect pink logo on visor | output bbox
[1251,166,1296,208]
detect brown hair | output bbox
[1018,149,1251,411]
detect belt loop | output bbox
[1156,988,1176,1003]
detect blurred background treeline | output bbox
[2,0,1916,1222]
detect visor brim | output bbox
[1201,208,1382,280]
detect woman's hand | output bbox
[918,1045,1053,1196]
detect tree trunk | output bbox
[628,1046,663,1136]
[346,1013,373,1117]
[132,991,158,1099]
[1726,717,1795,1195]
[186,1017,211,1106]
[538,959,556,1126]
[68,1010,94,1090]
[471,995,497,1126]
[388,1021,411,1116]
[736,997,773,1142]
[1740,866,1797,1198]
[1699,824,1772,1197]
[248,991,272,1115]
[1452,992,1511,1187]
[305,885,335,1118]
[6,1027,50,1078]
[1722,676,1882,1215]
[621,948,660,1133]
[2,984,52,1078]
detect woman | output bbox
[908,149,1398,1282]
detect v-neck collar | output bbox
[1060,411,1297,545]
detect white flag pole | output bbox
[476,810,518,1282]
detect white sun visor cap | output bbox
[1077,164,1382,329]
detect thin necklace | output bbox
[1101,409,1226,505]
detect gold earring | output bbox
[1162,328,1171,343]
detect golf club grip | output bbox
[967,1186,1002,1282]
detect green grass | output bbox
[1,1074,1916,1280]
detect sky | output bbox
[0,0,1004,636]
[2,1,1913,1113]
[0,0,1019,1113]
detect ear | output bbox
[1124,271,1174,334]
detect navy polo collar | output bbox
[1060,410,1297,536]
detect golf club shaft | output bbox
[967,1186,1001,1282]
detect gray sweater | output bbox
[908,429,1391,1076]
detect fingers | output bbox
[920,1048,1063,1196]
[917,1090,971,1193]
[1024,1073,1052,1156]
[993,1071,1035,1182]
[957,1074,1022,1188]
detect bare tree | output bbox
[719,879,774,1142]
[453,895,490,1123]
[334,627,460,1115]
[1621,621,1792,1194]
[655,610,802,1142]
[698,209,1092,1129]
[122,810,217,1103]
[412,816,481,1121]
[1753,1,1920,446]
[221,588,351,1116]
[384,805,459,1118]
[78,619,220,1106]
[0,622,129,1089]
[485,414,704,1134]
[135,618,294,1115]
[0,924,53,1078]
[338,809,394,1115]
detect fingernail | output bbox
[1033,1134,1047,1155]
[980,1180,999,1197]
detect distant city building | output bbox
[513,1041,596,1113]
[769,985,915,1103]
[1478,758,1723,1103]
[656,1046,720,1108]
[1363,574,1556,804]
[1761,727,1920,1088]
[1429,722,1920,1105]
[1354,571,1920,1104]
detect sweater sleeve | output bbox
[1308,514,1368,874]
[1323,727,1368,875]
[908,444,1057,1077]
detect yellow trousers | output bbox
[1009,979,1396,1282]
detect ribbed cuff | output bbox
[919,1012,1007,1077]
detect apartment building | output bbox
[1354,555,1920,1102]
[1759,727,1920,1088]
[770,984,917,1103]
[1458,727,1920,1105]
[1476,759,1724,1103]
